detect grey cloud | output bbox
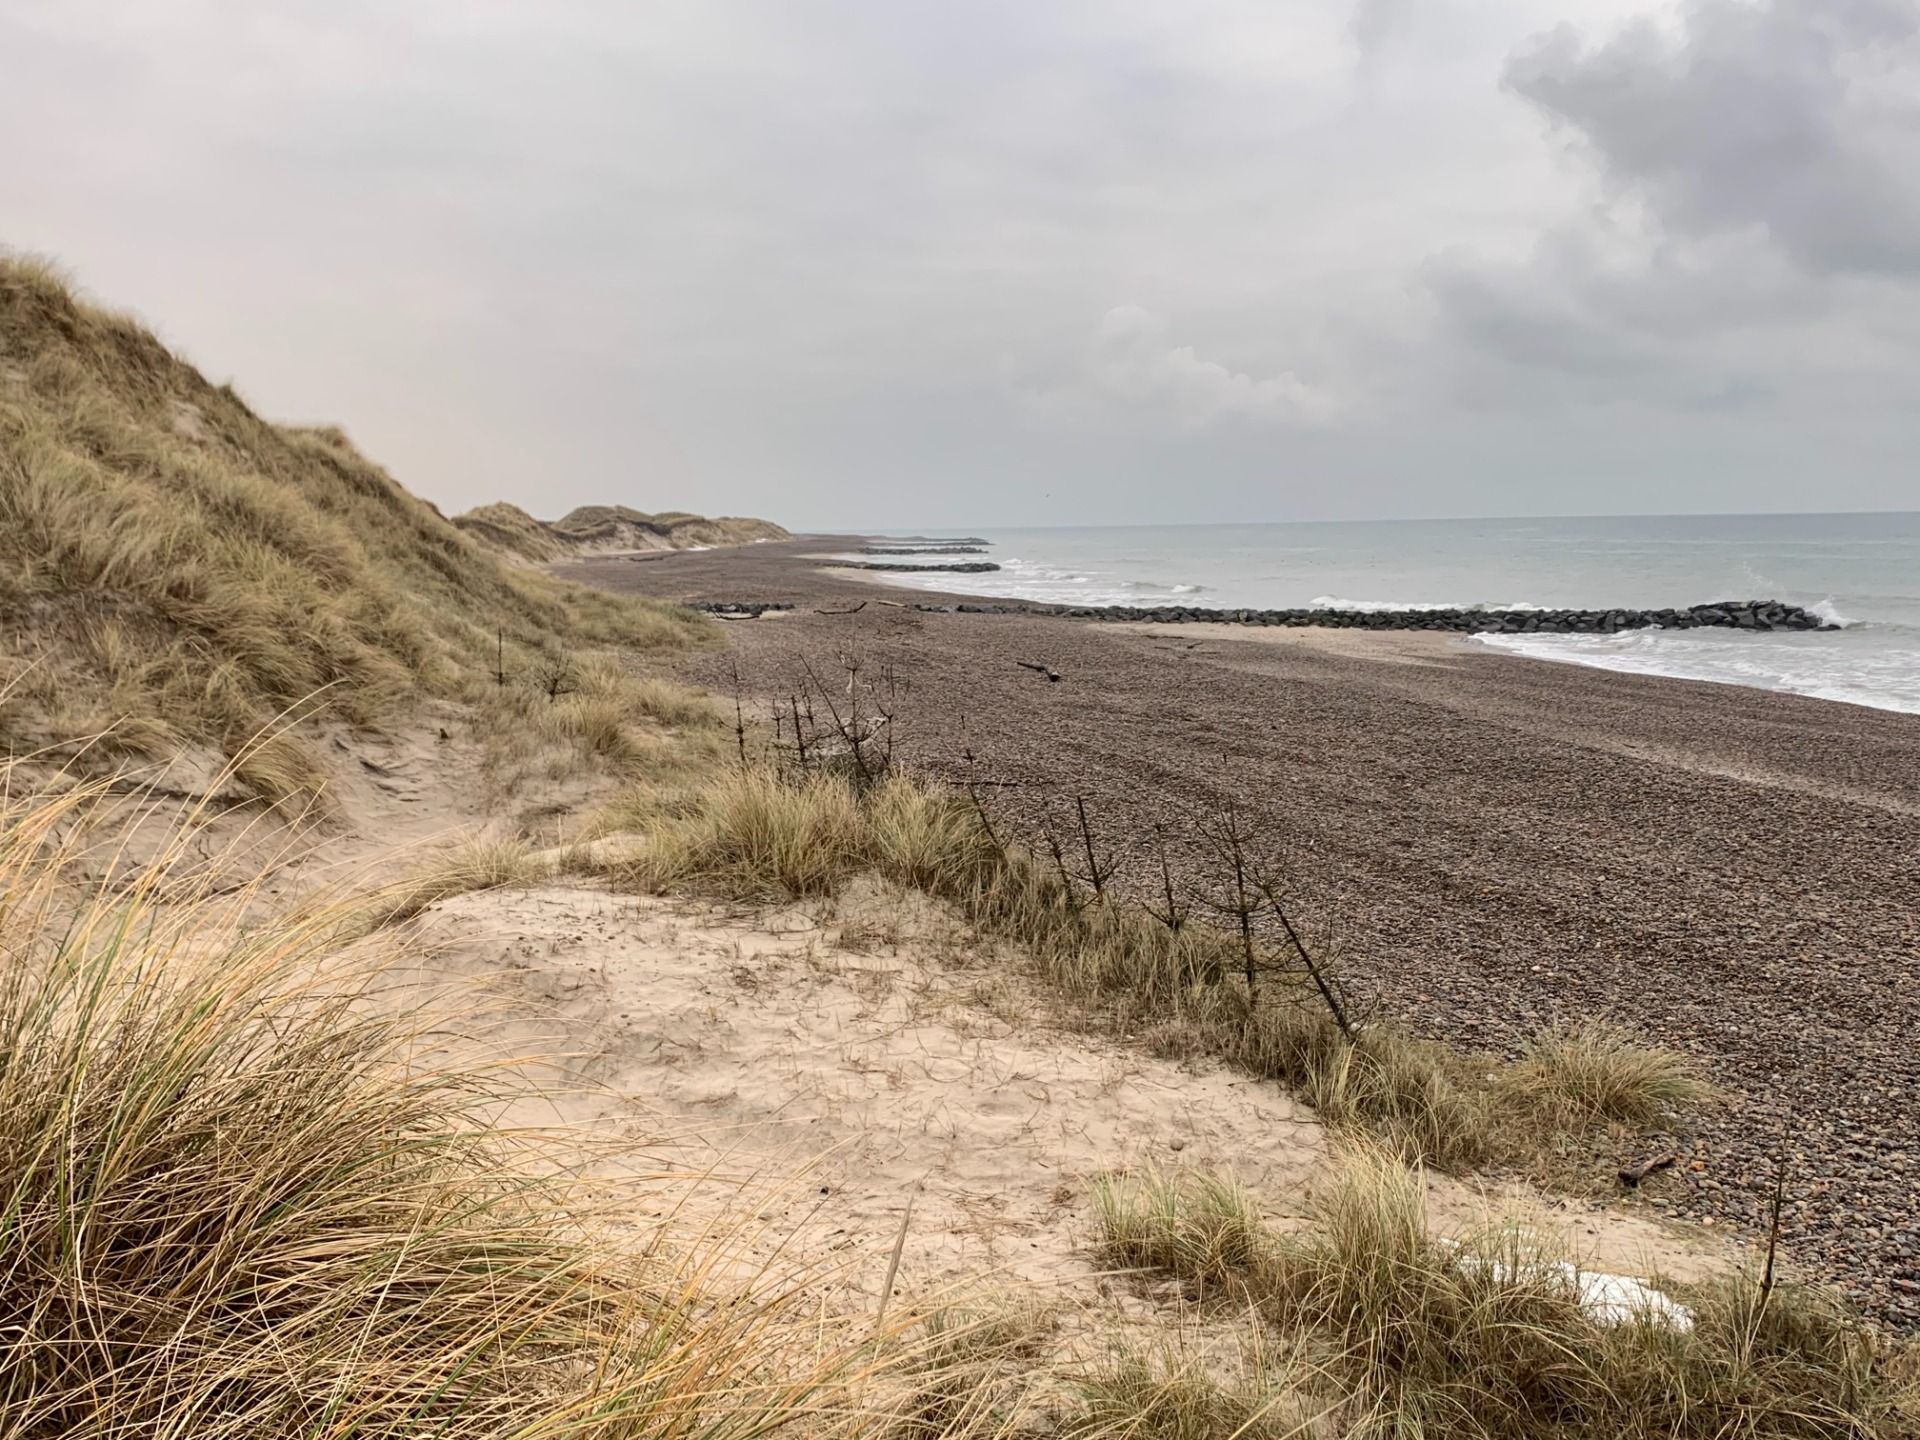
[1423,244,1781,411]
[1505,0,1920,275]
[1420,0,1920,423]
[1351,0,1411,58]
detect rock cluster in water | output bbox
[841,560,1003,573]
[693,598,1835,633]
[856,545,989,555]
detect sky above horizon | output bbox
[5,0,1919,529]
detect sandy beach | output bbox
[565,537,1920,1325]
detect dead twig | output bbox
[815,601,868,615]
[727,657,748,765]
[874,1192,916,1332]
[1015,660,1063,683]
[1761,1149,1788,1304]
[962,738,1008,861]
[789,693,808,772]
[1073,795,1114,899]
[1040,813,1079,912]
[1255,875,1355,1040]
[533,652,578,703]
[1143,823,1187,933]
[1199,805,1262,998]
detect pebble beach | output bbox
[573,536,1920,1327]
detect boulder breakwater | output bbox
[841,560,1003,573]
[856,545,989,555]
[692,597,1836,633]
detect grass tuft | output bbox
[1094,1147,1917,1439]
[366,835,550,926]
[1094,1171,1276,1292]
[1505,1018,1712,1126]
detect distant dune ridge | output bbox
[455,500,787,563]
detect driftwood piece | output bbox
[1016,660,1063,682]
[1617,1152,1677,1187]
[711,611,757,621]
[815,601,868,615]
[875,599,909,609]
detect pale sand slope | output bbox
[106,694,1747,1322]
[127,707,1747,1337]
[419,874,1745,1330]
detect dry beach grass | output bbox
[0,774,889,1440]
[0,256,708,803]
[1095,1152,1916,1438]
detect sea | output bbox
[851,512,1920,716]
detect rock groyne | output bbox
[696,597,1836,633]
[953,598,1836,633]
[856,545,990,555]
[841,561,1003,573]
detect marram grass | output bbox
[0,769,894,1439]
[0,254,710,801]
[1096,1150,1919,1439]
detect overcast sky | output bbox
[5,0,1918,528]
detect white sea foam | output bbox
[851,517,1920,713]
[1810,597,1857,628]
[1474,628,1920,714]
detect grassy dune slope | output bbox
[0,256,709,798]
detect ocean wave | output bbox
[1810,597,1857,628]
[1473,630,1920,715]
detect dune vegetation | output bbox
[1091,1153,1917,1439]
[0,773,890,1440]
[0,256,708,802]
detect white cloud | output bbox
[1022,306,1345,428]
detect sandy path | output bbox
[420,878,1737,1323]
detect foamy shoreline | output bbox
[819,560,1920,716]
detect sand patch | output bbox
[1115,621,1472,667]
[428,880,1323,1308]
[420,877,1745,1322]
